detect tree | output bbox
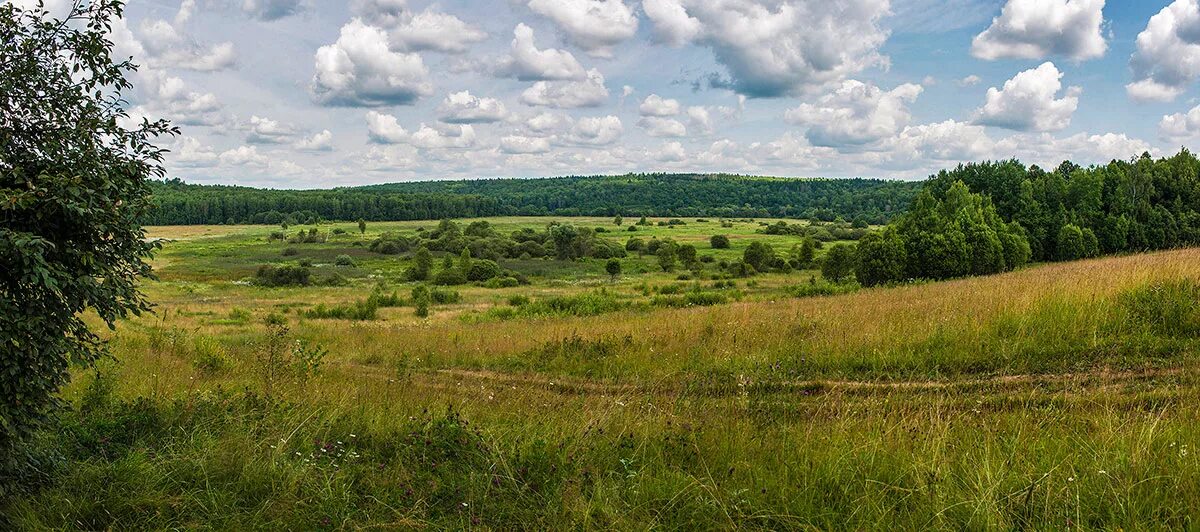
[1,2,175,454]
[358,218,366,234]
[743,241,776,272]
[407,247,433,281]
[855,230,906,287]
[821,243,857,283]
[676,244,697,267]
[412,285,431,318]
[605,258,622,280]
[613,215,623,226]
[458,247,472,275]
[796,237,816,267]
[1056,224,1087,261]
[710,234,730,249]
[657,243,677,272]
[550,224,580,260]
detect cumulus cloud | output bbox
[656,141,687,162]
[520,68,610,108]
[242,0,305,21]
[785,80,923,148]
[437,91,508,124]
[958,75,982,87]
[686,106,714,135]
[499,24,587,81]
[639,94,682,116]
[366,111,476,148]
[132,70,224,126]
[1160,104,1200,139]
[245,115,298,144]
[501,135,553,154]
[643,0,890,97]
[525,0,638,57]
[642,0,702,46]
[564,115,623,145]
[1127,0,1200,102]
[311,19,432,106]
[353,0,409,26]
[128,1,236,71]
[170,136,220,168]
[974,62,1080,132]
[296,130,335,151]
[219,145,269,167]
[971,0,1107,61]
[390,8,487,53]
[637,116,688,137]
[524,112,573,135]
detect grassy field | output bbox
[5,217,1200,529]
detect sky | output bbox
[15,0,1200,187]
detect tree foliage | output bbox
[0,2,172,454]
[143,175,921,226]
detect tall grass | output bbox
[8,249,1200,528]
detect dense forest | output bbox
[144,174,920,225]
[855,150,1200,285]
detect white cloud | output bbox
[137,4,236,71]
[352,0,409,26]
[1127,0,1200,102]
[974,62,1080,132]
[520,68,610,108]
[643,0,890,97]
[133,70,224,126]
[246,115,297,144]
[686,106,714,135]
[972,0,1107,61]
[242,0,305,21]
[1160,104,1200,139]
[639,94,682,116]
[525,112,573,134]
[296,130,335,151]
[565,115,623,145]
[365,110,410,143]
[525,0,638,58]
[170,136,220,168]
[499,23,587,81]
[642,0,702,46]
[438,91,509,124]
[366,111,476,148]
[637,116,687,137]
[501,135,553,154]
[391,8,487,53]
[656,141,687,162]
[958,75,982,87]
[219,145,269,167]
[785,80,923,147]
[311,19,432,107]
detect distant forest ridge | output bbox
[145,173,922,226]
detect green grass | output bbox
[5,219,1200,529]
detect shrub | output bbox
[411,285,431,318]
[466,259,502,282]
[430,288,462,304]
[281,247,298,257]
[484,276,520,288]
[298,258,313,268]
[334,254,355,267]
[710,235,731,249]
[254,265,311,287]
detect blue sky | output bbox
[17,0,1200,187]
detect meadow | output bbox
[5,217,1200,529]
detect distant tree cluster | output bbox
[143,174,920,226]
[854,150,1200,286]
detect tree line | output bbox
[854,150,1200,286]
[144,174,920,226]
